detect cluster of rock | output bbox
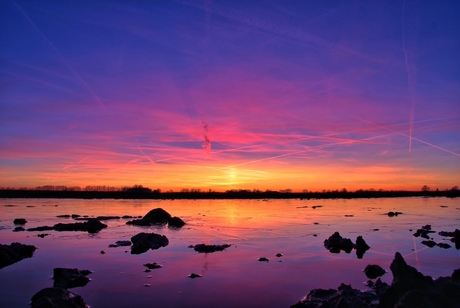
[0,242,36,269]
[292,252,460,307]
[126,208,185,228]
[31,267,92,308]
[414,225,460,250]
[27,218,108,233]
[324,232,370,258]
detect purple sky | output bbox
[1,0,459,191]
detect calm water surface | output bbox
[0,197,459,307]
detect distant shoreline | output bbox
[0,189,458,200]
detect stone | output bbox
[126,208,171,226]
[258,257,269,262]
[13,218,27,225]
[168,216,186,228]
[355,236,371,259]
[0,242,36,269]
[421,240,437,248]
[53,268,92,289]
[364,264,386,279]
[324,232,354,254]
[108,240,131,248]
[130,232,169,254]
[13,227,25,232]
[189,273,202,278]
[31,287,87,308]
[144,262,162,269]
[191,244,231,253]
[53,218,107,233]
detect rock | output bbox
[421,240,437,248]
[53,268,92,289]
[437,243,451,249]
[258,257,269,262]
[108,240,131,248]
[364,264,386,279]
[291,283,379,307]
[100,250,105,254]
[324,232,354,254]
[37,234,49,238]
[127,208,171,226]
[189,273,202,278]
[13,227,25,232]
[387,211,403,217]
[27,226,54,232]
[168,216,186,228]
[130,232,169,254]
[276,253,283,257]
[96,216,120,221]
[355,236,371,259]
[13,218,27,225]
[0,242,37,269]
[30,287,87,308]
[191,244,231,253]
[144,262,162,269]
[413,225,436,239]
[53,218,107,233]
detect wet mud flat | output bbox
[1,197,459,307]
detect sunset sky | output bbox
[1,0,459,192]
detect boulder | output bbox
[355,236,371,259]
[324,232,354,254]
[190,244,231,253]
[127,208,171,226]
[53,218,107,233]
[168,216,186,228]
[13,218,27,225]
[364,264,386,279]
[130,232,169,254]
[53,268,92,289]
[0,242,36,269]
[31,287,87,308]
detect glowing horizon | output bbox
[1,1,459,192]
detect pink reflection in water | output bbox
[0,197,459,307]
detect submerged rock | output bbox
[421,240,437,248]
[31,287,87,308]
[53,218,107,233]
[190,244,231,253]
[13,218,27,225]
[189,273,202,278]
[53,268,92,289]
[324,232,354,254]
[130,232,169,254]
[108,240,132,248]
[144,262,162,269]
[13,227,25,232]
[27,226,54,232]
[364,264,386,279]
[0,242,37,269]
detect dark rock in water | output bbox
[53,268,92,289]
[13,218,27,225]
[144,262,162,269]
[168,216,186,228]
[127,208,171,226]
[437,242,451,249]
[191,244,231,253]
[57,215,71,218]
[37,233,49,238]
[31,287,87,308]
[109,240,132,248]
[0,242,37,269]
[355,236,371,259]
[53,218,107,233]
[276,253,283,257]
[258,257,269,262]
[312,205,323,209]
[379,252,460,307]
[421,240,437,248]
[96,215,120,221]
[189,273,202,278]
[364,264,386,279]
[291,283,379,308]
[131,232,169,254]
[13,227,25,232]
[28,226,54,232]
[387,211,403,217]
[324,232,354,254]
[413,225,436,239]
[100,250,105,254]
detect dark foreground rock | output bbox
[364,264,386,279]
[324,232,354,254]
[292,252,460,308]
[31,287,87,308]
[0,242,36,269]
[126,208,186,228]
[190,244,231,253]
[131,232,169,254]
[53,268,92,289]
[355,236,371,259]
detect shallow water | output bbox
[0,197,459,307]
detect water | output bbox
[0,197,459,307]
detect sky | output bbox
[1,0,459,192]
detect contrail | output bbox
[137,145,155,165]
[355,117,460,157]
[11,0,104,107]
[202,120,211,157]
[401,0,416,152]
